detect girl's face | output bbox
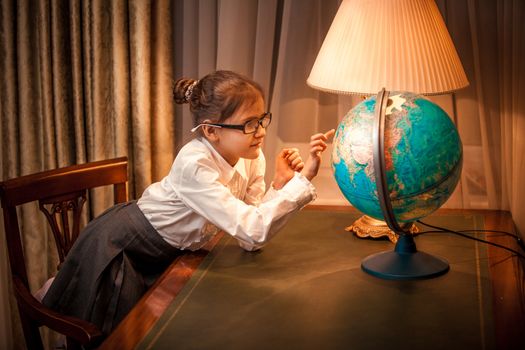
[208,95,266,166]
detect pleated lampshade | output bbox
[307,0,469,95]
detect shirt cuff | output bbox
[280,172,317,208]
[237,239,265,252]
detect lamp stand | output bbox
[346,215,418,243]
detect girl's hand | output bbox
[301,129,336,181]
[273,148,304,189]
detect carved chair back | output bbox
[0,157,128,349]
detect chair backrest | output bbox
[0,157,128,350]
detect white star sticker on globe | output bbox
[386,94,406,115]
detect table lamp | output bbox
[307,0,469,279]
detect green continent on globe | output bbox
[331,91,462,223]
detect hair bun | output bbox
[173,78,198,104]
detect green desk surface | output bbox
[137,210,495,350]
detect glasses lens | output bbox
[261,114,271,128]
[244,119,259,134]
[244,113,272,134]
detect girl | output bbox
[42,70,334,337]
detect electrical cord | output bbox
[422,227,525,251]
[416,220,525,260]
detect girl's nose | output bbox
[254,124,266,138]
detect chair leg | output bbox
[66,336,81,350]
[19,312,44,350]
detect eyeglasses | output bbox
[191,112,272,134]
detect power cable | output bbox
[416,220,525,260]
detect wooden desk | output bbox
[99,207,525,350]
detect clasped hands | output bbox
[272,129,335,190]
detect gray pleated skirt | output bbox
[42,201,181,337]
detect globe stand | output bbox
[361,89,450,280]
[346,215,419,243]
[361,232,449,280]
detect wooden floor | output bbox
[99,207,525,350]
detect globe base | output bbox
[346,215,419,243]
[361,234,449,280]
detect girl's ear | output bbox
[201,120,220,142]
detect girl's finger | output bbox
[310,133,325,141]
[311,148,326,156]
[279,149,289,157]
[285,149,300,160]
[324,129,335,140]
[310,139,327,146]
[287,152,300,162]
[291,160,304,169]
[310,129,335,142]
[290,157,303,167]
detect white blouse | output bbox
[137,137,316,251]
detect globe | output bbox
[332,91,462,223]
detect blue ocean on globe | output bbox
[331,91,462,223]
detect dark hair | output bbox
[173,70,264,126]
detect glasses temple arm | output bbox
[190,124,223,133]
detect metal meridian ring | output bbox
[372,88,407,235]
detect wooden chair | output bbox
[0,157,128,350]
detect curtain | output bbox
[497,0,525,237]
[438,0,525,234]
[1,0,524,348]
[0,0,176,348]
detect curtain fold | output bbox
[497,0,525,234]
[466,0,504,209]
[265,0,348,190]
[173,0,218,149]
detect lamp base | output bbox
[361,234,449,280]
[346,215,419,243]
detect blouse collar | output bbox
[200,138,248,184]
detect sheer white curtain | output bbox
[497,0,525,236]
[264,0,356,200]
[173,0,281,150]
[437,0,525,235]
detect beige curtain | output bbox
[0,0,175,348]
[2,0,524,348]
